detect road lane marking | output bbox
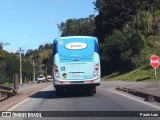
[7,98,30,111]
[41,84,53,91]
[7,85,53,111]
[99,87,160,110]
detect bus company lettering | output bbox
[65,42,87,50]
[71,44,82,48]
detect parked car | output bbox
[46,75,53,82]
[37,75,46,83]
[47,77,53,82]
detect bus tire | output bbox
[87,87,93,95]
[56,88,63,96]
[92,86,96,94]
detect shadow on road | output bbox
[29,90,93,99]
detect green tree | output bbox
[94,0,141,43]
[59,16,95,37]
[22,58,33,82]
[94,0,160,74]
[5,53,19,83]
[103,30,144,72]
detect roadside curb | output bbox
[116,87,160,103]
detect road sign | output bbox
[150,55,160,68]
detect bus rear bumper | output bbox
[53,77,100,94]
[54,83,100,89]
[53,77,101,86]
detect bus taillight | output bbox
[54,65,60,78]
[94,63,99,76]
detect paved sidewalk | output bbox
[101,81,160,102]
[17,82,46,92]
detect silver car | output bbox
[37,75,46,83]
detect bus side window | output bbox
[94,41,99,53]
[53,41,58,56]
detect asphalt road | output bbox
[2,85,160,120]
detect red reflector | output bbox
[60,81,63,84]
[55,69,58,72]
[91,80,94,82]
[95,64,99,70]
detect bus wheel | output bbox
[87,87,93,95]
[92,87,96,94]
[56,89,63,96]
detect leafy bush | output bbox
[100,30,144,72]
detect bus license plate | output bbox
[70,72,84,77]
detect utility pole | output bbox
[33,59,36,82]
[18,47,24,85]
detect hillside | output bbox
[1,0,160,85]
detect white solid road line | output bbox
[7,98,30,111]
[99,87,160,110]
[40,84,53,91]
[7,85,53,111]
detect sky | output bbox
[0,0,96,53]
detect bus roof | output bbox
[54,36,97,41]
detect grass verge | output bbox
[103,68,160,82]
